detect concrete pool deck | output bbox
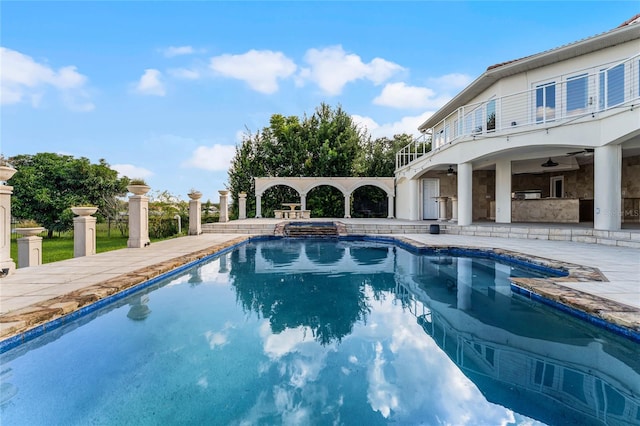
[0,228,638,342]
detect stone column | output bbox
[128,192,150,248]
[238,192,247,220]
[0,175,16,275]
[344,192,351,218]
[495,159,512,223]
[450,196,458,222]
[255,194,262,218]
[72,207,97,257]
[457,162,473,226]
[408,179,420,220]
[300,193,307,211]
[456,258,472,310]
[387,193,394,219]
[436,196,449,221]
[16,228,44,268]
[594,145,622,231]
[188,191,202,235]
[218,190,229,223]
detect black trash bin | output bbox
[429,224,440,234]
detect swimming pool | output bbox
[1,239,638,425]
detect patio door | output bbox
[422,179,440,220]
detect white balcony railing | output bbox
[396,53,640,170]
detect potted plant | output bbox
[187,188,203,200]
[127,178,150,195]
[0,155,16,183]
[15,219,45,237]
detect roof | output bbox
[418,15,640,131]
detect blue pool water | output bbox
[1,239,639,425]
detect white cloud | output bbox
[0,47,94,110]
[373,82,450,109]
[427,73,474,92]
[182,144,236,171]
[352,111,433,139]
[210,50,296,94]
[167,67,200,80]
[297,45,403,95]
[112,164,154,179]
[134,69,166,96]
[161,45,196,58]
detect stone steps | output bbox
[345,223,434,234]
[201,222,276,234]
[441,224,640,249]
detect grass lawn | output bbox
[10,223,179,265]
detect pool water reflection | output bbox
[1,239,638,425]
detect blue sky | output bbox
[2,1,638,202]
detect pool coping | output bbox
[1,234,638,352]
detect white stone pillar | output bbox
[17,235,43,268]
[128,194,150,248]
[73,213,97,257]
[457,258,472,310]
[189,200,202,235]
[238,192,247,220]
[495,159,512,223]
[218,190,229,223]
[408,179,420,220]
[436,197,449,221]
[387,193,394,218]
[255,194,262,218]
[344,192,352,218]
[594,145,622,230]
[457,162,473,226]
[0,182,16,275]
[450,196,458,222]
[300,193,307,211]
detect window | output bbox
[550,176,564,198]
[566,74,588,115]
[474,107,483,133]
[536,82,556,122]
[464,113,473,135]
[486,99,496,131]
[600,64,625,109]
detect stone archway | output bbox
[254,177,395,218]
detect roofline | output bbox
[418,21,640,131]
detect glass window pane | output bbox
[567,74,587,114]
[607,64,624,106]
[486,99,496,131]
[536,82,555,122]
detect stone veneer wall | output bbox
[511,164,594,199]
[472,170,495,220]
[622,155,640,197]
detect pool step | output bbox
[283,222,340,238]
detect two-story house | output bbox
[395,15,639,232]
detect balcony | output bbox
[396,53,640,170]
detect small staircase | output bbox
[281,222,344,238]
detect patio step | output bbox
[201,222,276,234]
[440,224,640,248]
[345,223,434,234]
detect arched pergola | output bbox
[254,177,395,218]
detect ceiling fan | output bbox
[566,148,594,156]
[438,165,457,176]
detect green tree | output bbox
[228,103,364,218]
[8,153,128,237]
